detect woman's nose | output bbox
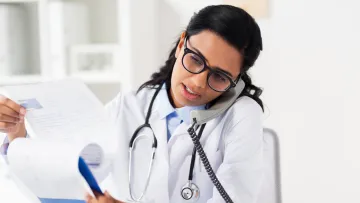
[191,70,208,89]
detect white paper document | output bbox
[0,79,119,201]
[1,79,118,155]
[0,152,40,203]
[7,138,103,200]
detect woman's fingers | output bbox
[0,113,21,123]
[93,190,102,197]
[85,193,98,203]
[0,95,26,132]
[104,191,121,203]
[85,193,94,203]
[0,108,21,132]
[0,121,18,130]
[85,191,120,203]
[0,105,21,119]
[104,191,111,198]
[0,95,25,115]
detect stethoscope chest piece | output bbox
[181,181,200,202]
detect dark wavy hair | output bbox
[138,5,264,110]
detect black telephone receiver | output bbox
[190,79,245,125]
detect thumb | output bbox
[92,190,102,198]
[104,191,111,197]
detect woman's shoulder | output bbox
[217,96,263,146]
[222,96,263,128]
[232,96,263,115]
[228,96,263,115]
[104,86,159,120]
[132,86,160,100]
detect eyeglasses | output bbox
[182,36,238,92]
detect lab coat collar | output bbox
[157,84,175,120]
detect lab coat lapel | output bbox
[168,123,194,171]
[144,110,171,201]
[143,88,170,168]
[149,111,169,167]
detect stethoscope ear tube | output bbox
[129,124,157,148]
[128,145,156,202]
[128,86,162,202]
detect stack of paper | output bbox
[1,79,119,202]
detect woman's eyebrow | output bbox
[213,67,234,77]
[190,45,234,77]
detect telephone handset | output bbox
[190,79,245,125]
[183,80,245,203]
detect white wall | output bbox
[0,3,40,76]
[86,0,118,43]
[118,0,160,89]
[157,0,360,202]
[254,0,360,202]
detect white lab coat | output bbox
[101,86,264,203]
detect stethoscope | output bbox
[128,84,205,202]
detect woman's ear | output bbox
[175,32,186,58]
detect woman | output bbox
[0,5,264,203]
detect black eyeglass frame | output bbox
[181,36,239,92]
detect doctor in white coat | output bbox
[0,5,264,203]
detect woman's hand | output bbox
[85,191,124,203]
[0,95,26,142]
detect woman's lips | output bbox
[181,84,200,101]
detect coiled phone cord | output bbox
[187,119,234,203]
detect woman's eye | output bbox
[213,73,227,83]
[191,55,203,66]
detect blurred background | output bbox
[0,0,360,202]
